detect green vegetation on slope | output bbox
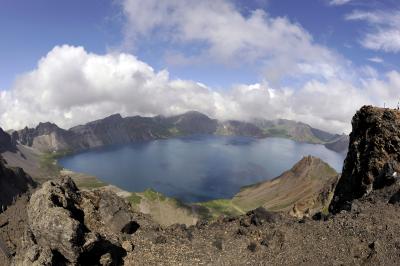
[127,193,142,205]
[39,150,72,176]
[73,176,106,189]
[263,127,291,138]
[168,127,182,136]
[195,199,245,219]
[143,188,167,201]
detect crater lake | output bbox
[59,135,346,203]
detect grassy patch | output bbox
[128,193,142,206]
[143,188,167,201]
[168,127,181,136]
[39,150,71,176]
[73,178,106,189]
[268,201,295,211]
[264,127,291,138]
[196,199,244,219]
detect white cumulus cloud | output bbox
[346,10,400,53]
[329,0,353,6]
[1,45,400,134]
[120,0,347,83]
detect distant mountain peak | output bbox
[88,113,123,124]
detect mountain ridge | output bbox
[7,111,348,153]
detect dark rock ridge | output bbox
[12,176,138,265]
[330,106,400,213]
[10,111,346,153]
[11,123,84,152]
[0,155,36,212]
[0,128,15,152]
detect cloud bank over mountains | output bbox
[0,0,399,134]
[1,44,399,134]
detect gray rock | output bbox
[13,177,134,265]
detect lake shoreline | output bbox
[58,135,345,203]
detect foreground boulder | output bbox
[13,177,138,265]
[330,106,400,213]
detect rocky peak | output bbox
[35,122,62,134]
[330,106,400,213]
[86,113,123,126]
[290,156,326,175]
[169,111,218,134]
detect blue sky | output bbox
[0,0,400,132]
[1,0,398,89]
[0,0,121,89]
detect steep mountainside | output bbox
[232,156,339,217]
[164,111,218,134]
[70,114,169,148]
[253,118,343,144]
[124,157,340,223]
[216,120,265,137]
[0,155,36,211]
[0,128,15,152]
[12,123,82,152]
[330,106,400,213]
[10,111,347,153]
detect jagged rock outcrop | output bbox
[13,123,81,152]
[12,177,138,265]
[330,106,400,213]
[0,156,35,212]
[0,128,15,152]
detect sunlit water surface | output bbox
[59,135,345,203]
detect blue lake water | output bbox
[59,135,346,203]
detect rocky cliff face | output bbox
[0,128,15,152]
[330,106,400,213]
[12,123,81,152]
[0,156,35,212]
